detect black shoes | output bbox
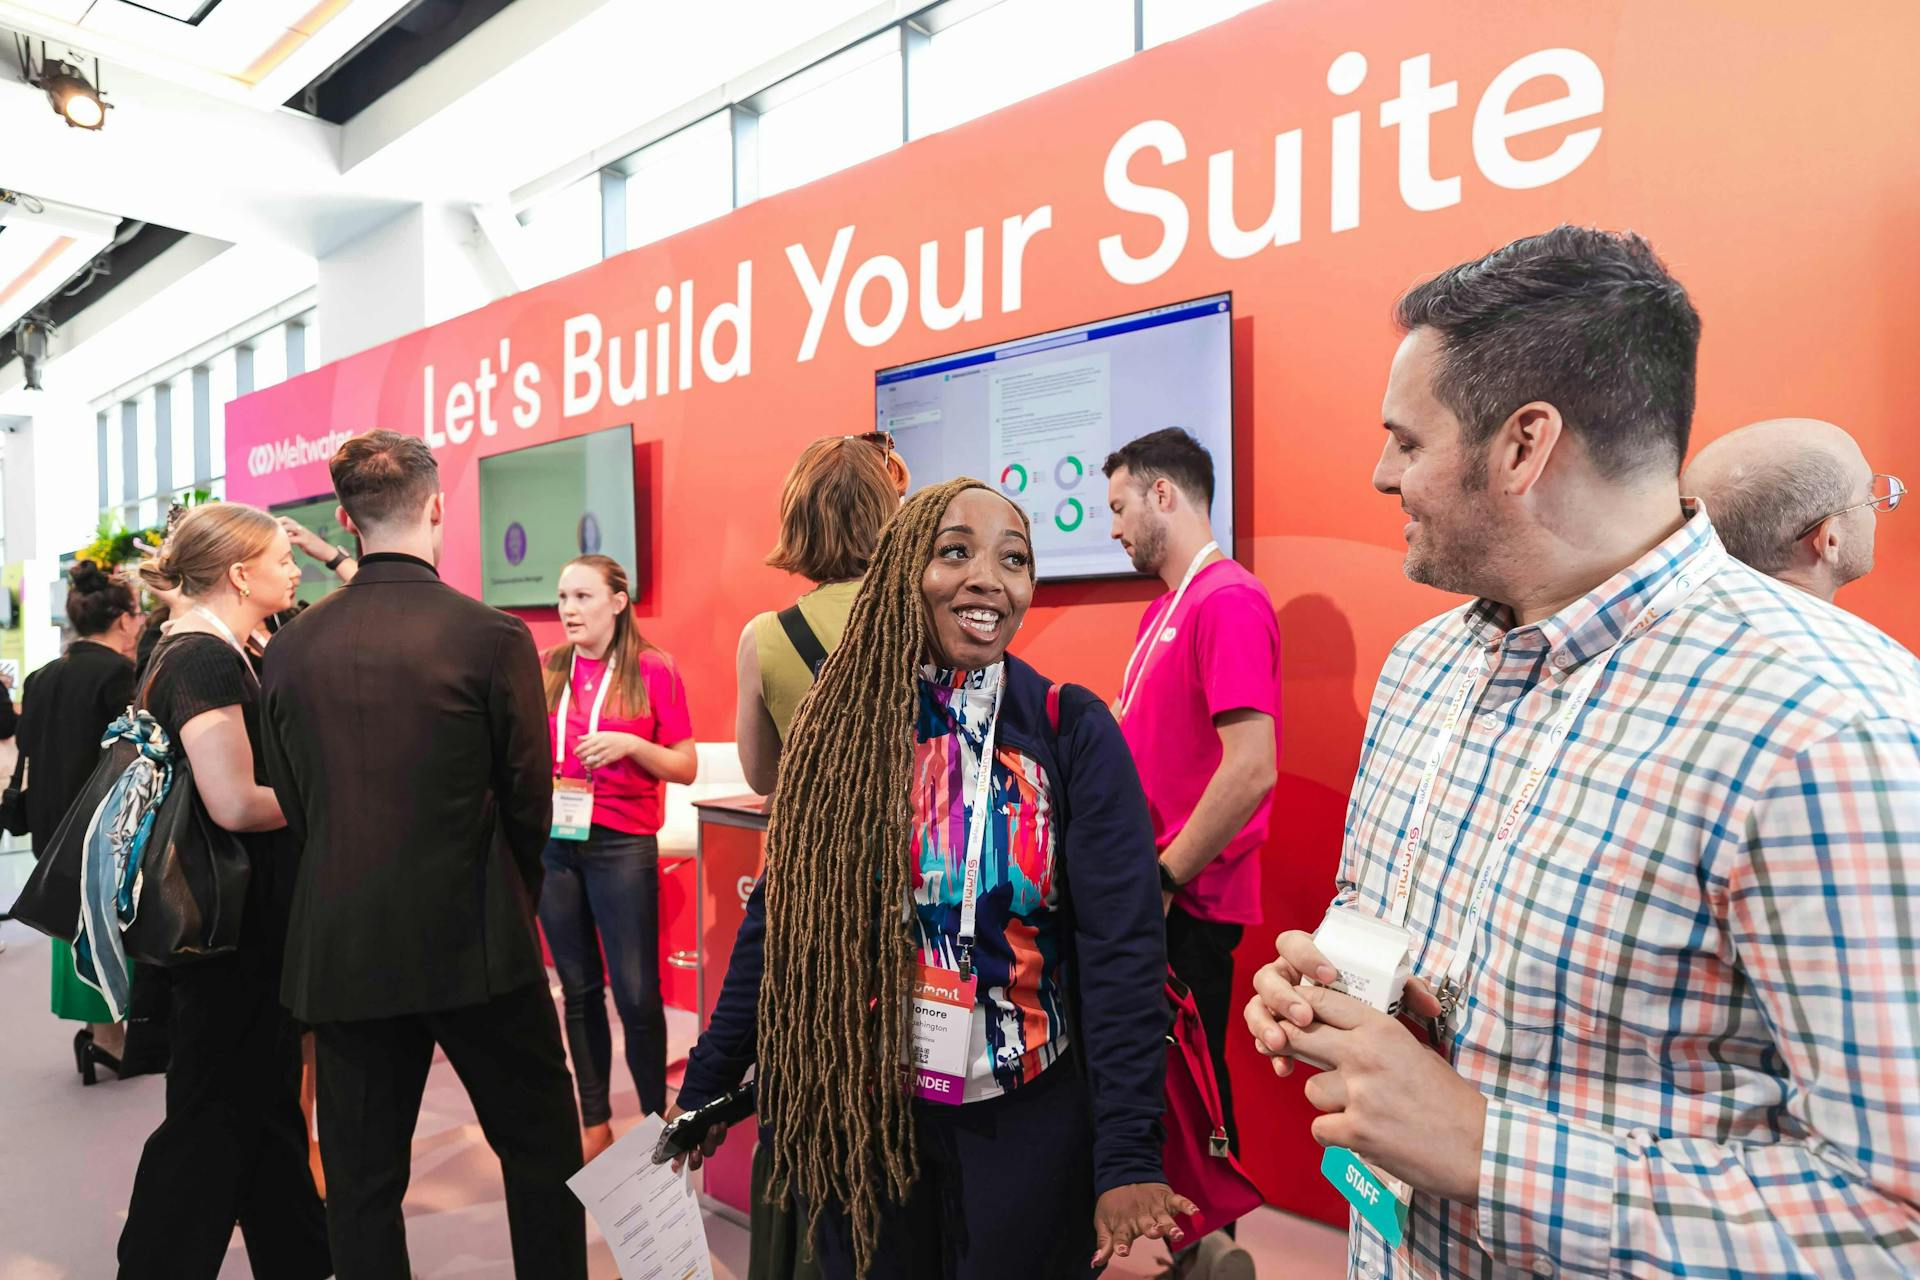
[73,1028,124,1086]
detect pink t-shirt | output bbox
[1117,559,1281,925]
[550,648,694,836]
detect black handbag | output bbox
[4,652,250,965]
[0,747,28,839]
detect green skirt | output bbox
[49,938,127,1023]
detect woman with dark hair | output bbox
[540,553,697,1160]
[11,560,143,1081]
[674,479,1191,1278]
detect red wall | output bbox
[226,0,1920,1225]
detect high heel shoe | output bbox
[73,1028,122,1086]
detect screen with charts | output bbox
[875,293,1234,582]
[478,424,638,608]
[268,494,354,607]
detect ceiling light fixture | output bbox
[12,38,110,131]
[12,312,55,391]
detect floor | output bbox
[0,849,1348,1279]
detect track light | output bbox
[12,39,110,131]
[12,314,55,392]
[40,58,107,129]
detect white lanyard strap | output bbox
[554,649,616,773]
[1384,652,1488,928]
[188,606,255,687]
[956,665,1005,980]
[1387,547,1723,1011]
[1116,539,1219,721]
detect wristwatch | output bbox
[323,547,350,571]
[1158,860,1178,894]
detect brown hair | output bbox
[137,503,280,600]
[758,477,1031,1276]
[331,429,440,532]
[764,437,905,583]
[542,555,656,717]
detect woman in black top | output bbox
[10,561,143,1075]
[117,503,330,1280]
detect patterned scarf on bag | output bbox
[72,711,174,1020]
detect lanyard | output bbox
[955,664,1005,980]
[1116,540,1218,721]
[554,649,616,774]
[1386,546,1723,1021]
[191,605,249,659]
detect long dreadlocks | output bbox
[758,477,1032,1276]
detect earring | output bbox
[241,585,251,599]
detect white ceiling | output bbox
[0,193,119,333]
[0,0,896,255]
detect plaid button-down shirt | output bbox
[1335,512,1920,1279]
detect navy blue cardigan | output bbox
[678,652,1170,1197]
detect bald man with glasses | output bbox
[1683,418,1904,602]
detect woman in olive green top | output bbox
[729,432,906,1280]
[735,433,907,789]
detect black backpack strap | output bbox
[775,604,831,680]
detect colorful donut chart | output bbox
[1054,497,1085,532]
[1000,463,1029,496]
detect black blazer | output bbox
[259,554,554,1023]
[11,639,136,856]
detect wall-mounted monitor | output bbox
[478,424,638,609]
[269,493,354,607]
[875,293,1234,582]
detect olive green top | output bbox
[752,578,862,742]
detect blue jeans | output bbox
[538,829,666,1126]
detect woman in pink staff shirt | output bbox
[540,554,698,1160]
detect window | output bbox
[622,112,736,250]
[910,0,1133,139]
[754,33,904,197]
[1140,0,1268,49]
[167,372,195,496]
[519,175,603,287]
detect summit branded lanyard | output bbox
[1384,546,1723,1032]
[909,665,1005,1105]
[954,665,1006,981]
[551,651,614,841]
[1115,540,1218,721]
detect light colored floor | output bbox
[0,850,1347,1278]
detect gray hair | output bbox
[1697,446,1855,572]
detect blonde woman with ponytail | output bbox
[671,479,1193,1279]
[540,553,697,1160]
[117,503,331,1280]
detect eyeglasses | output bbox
[848,430,895,453]
[1794,473,1905,541]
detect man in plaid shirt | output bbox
[1245,227,1920,1278]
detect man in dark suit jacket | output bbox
[259,430,584,1280]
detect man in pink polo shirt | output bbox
[1105,428,1280,1276]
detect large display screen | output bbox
[269,494,353,607]
[478,424,638,608]
[875,293,1233,582]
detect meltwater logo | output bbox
[246,429,356,478]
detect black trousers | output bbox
[311,980,586,1280]
[797,1055,1097,1280]
[117,951,330,1280]
[1165,904,1244,1156]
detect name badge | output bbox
[907,963,976,1105]
[1321,1146,1410,1247]
[551,777,594,841]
